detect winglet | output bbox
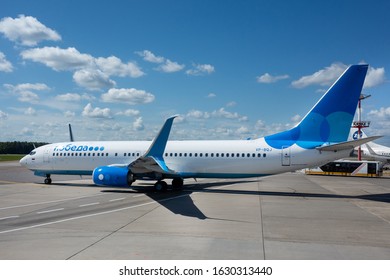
[69,124,75,142]
[144,115,178,158]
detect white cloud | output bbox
[82,103,112,118]
[137,50,185,73]
[133,117,144,131]
[186,64,215,76]
[207,93,216,98]
[101,88,155,105]
[256,73,289,83]
[186,108,248,122]
[55,93,95,102]
[0,15,61,46]
[368,107,390,119]
[21,127,34,136]
[136,50,164,63]
[95,56,144,78]
[21,47,147,90]
[158,59,185,73]
[291,114,301,123]
[187,110,210,119]
[291,62,347,88]
[21,47,94,71]
[25,107,36,116]
[0,110,8,120]
[291,63,386,89]
[4,83,50,103]
[226,101,236,107]
[212,107,248,122]
[236,126,250,135]
[65,111,76,118]
[0,52,13,72]
[73,69,116,90]
[364,66,386,88]
[116,109,140,117]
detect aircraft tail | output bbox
[265,64,368,149]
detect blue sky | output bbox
[0,0,389,145]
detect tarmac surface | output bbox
[1,161,390,260]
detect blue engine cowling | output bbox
[93,166,130,187]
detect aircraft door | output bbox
[43,148,50,163]
[281,146,291,166]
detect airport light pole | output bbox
[352,94,371,161]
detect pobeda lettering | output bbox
[54,144,105,152]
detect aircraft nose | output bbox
[19,156,27,166]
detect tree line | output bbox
[0,142,48,154]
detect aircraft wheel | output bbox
[44,177,52,184]
[172,178,184,190]
[154,181,168,192]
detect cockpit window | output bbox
[29,151,36,156]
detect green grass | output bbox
[0,154,24,162]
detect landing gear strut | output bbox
[44,174,52,184]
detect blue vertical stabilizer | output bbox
[265,64,368,149]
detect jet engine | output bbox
[92,165,133,187]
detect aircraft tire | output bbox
[154,181,168,192]
[172,178,184,190]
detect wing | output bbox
[128,115,178,177]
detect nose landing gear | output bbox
[44,175,52,184]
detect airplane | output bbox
[349,128,390,163]
[20,64,380,191]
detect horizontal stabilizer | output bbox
[316,136,382,152]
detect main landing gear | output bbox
[154,178,184,192]
[44,174,52,184]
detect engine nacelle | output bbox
[93,165,130,187]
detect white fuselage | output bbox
[20,137,351,179]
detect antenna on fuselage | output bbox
[69,124,75,142]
